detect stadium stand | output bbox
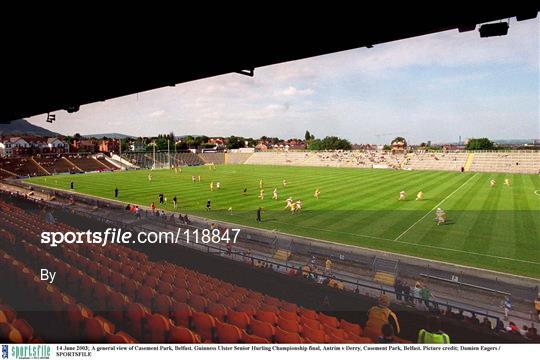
[199,153,225,165]
[0,200,377,343]
[469,152,540,174]
[225,153,253,164]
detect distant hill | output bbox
[0,119,60,137]
[83,133,134,139]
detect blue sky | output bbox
[29,18,539,145]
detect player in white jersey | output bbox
[272,188,278,200]
[416,191,424,201]
[198,175,201,182]
[504,178,511,186]
[148,173,152,182]
[435,207,447,226]
[192,175,196,183]
[314,188,320,199]
[285,197,293,210]
[295,200,302,212]
[216,181,221,189]
[283,179,288,187]
[399,191,406,201]
[259,179,264,189]
[490,179,496,187]
[259,189,265,200]
[210,181,214,191]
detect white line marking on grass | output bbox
[393,173,479,241]
[534,190,540,196]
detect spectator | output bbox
[481,317,492,330]
[365,294,400,338]
[377,324,395,343]
[502,296,512,320]
[417,316,450,344]
[394,279,403,301]
[421,286,431,308]
[535,294,540,322]
[413,282,422,304]
[403,281,412,303]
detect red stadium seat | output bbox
[125,303,149,340]
[144,313,171,343]
[153,294,173,316]
[207,303,228,322]
[170,302,193,328]
[279,311,299,321]
[137,286,155,308]
[12,319,34,342]
[226,311,251,330]
[105,331,137,344]
[189,294,208,312]
[249,319,275,341]
[275,327,303,344]
[299,316,322,330]
[82,317,106,342]
[0,323,23,343]
[254,311,278,325]
[318,313,339,328]
[339,319,363,336]
[192,312,216,342]
[236,304,257,317]
[299,307,318,320]
[302,324,328,343]
[172,287,190,303]
[169,326,201,343]
[215,321,243,343]
[242,333,270,344]
[277,317,302,334]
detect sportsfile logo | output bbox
[1,345,8,359]
[9,345,50,360]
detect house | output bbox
[72,139,98,153]
[45,138,69,153]
[0,137,32,157]
[99,139,120,153]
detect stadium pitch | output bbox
[26,165,540,278]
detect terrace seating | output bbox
[0,199,384,344]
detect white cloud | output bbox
[276,86,314,97]
[149,110,165,118]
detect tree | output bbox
[307,136,352,150]
[466,138,494,150]
[305,130,311,141]
[383,144,392,151]
[227,136,243,149]
[391,137,407,146]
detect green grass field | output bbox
[26,165,540,278]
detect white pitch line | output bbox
[394,173,479,241]
[534,190,540,196]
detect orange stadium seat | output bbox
[207,303,228,322]
[12,319,34,342]
[254,311,278,325]
[169,326,201,343]
[0,322,23,343]
[144,313,171,343]
[215,321,243,343]
[172,287,190,303]
[318,313,339,328]
[153,294,173,316]
[249,319,275,341]
[275,327,303,344]
[226,311,251,330]
[302,325,328,343]
[299,316,321,330]
[192,312,216,341]
[189,294,208,312]
[299,307,318,320]
[105,331,137,344]
[242,333,270,344]
[170,302,193,328]
[279,311,299,321]
[277,317,302,334]
[339,319,363,336]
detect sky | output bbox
[28,18,539,145]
